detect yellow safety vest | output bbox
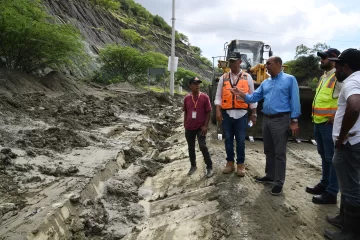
[312,73,338,124]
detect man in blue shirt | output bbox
[229,56,301,196]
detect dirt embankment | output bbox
[0,69,184,239]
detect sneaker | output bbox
[271,185,283,196]
[255,176,274,183]
[206,168,214,178]
[187,166,197,176]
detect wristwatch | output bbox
[252,113,257,117]
[291,118,298,122]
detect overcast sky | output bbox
[134,0,360,64]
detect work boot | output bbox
[324,204,360,240]
[236,164,246,177]
[326,195,344,229]
[222,161,235,174]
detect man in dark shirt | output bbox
[183,77,213,178]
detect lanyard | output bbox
[229,72,242,87]
[191,92,202,109]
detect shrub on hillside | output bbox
[91,0,120,10]
[120,29,142,45]
[0,0,87,73]
[95,45,154,83]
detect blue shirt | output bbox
[245,71,301,119]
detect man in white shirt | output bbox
[214,52,257,177]
[324,49,360,240]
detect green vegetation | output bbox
[0,0,87,73]
[91,0,120,10]
[122,17,137,26]
[285,54,322,85]
[95,45,153,83]
[146,86,186,95]
[307,77,319,91]
[120,29,142,45]
[295,42,330,58]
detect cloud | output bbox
[135,0,360,62]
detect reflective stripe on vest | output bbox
[221,72,249,110]
[312,73,338,123]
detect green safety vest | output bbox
[312,73,338,124]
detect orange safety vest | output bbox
[221,72,250,110]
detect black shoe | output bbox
[255,176,274,183]
[326,214,343,229]
[187,166,197,176]
[271,185,283,196]
[205,168,214,178]
[326,194,345,229]
[312,192,337,204]
[306,183,326,195]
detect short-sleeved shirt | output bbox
[183,92,212,130]
[333,71,360,145]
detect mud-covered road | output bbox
[0,71,337,240]
[123,126,339,240]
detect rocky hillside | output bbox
[42,0,213,81]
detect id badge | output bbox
[192,111,197,119]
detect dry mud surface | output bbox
[0,72,337,240]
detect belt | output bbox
[263,112,290,119]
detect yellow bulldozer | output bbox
[209,40,315,140]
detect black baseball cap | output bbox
[188,77,202,84]
[317,48,340,59]
[328,48,360,64]
[228,52,241,61]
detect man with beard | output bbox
[323,48,360,240]
[306,48,342,205]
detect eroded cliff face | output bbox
[42,0,212,80]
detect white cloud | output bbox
[135,0,360,62]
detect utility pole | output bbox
[170,0,176,96]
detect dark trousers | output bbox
[263,114,290,187]
[222,111,248,164]
[333,142,360,207]
[185,128,212,169]
[314,123,339,196]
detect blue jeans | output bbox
[314,123,339,196]
[333,142,360,207]
[222,111,247,164]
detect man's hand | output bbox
[201,125,208,136]
[335,135,349,149]
[289,121,299,137]
[326,115,335,125]
[216,109,223,123]
[228,88,246,98]
[249,114,257,126]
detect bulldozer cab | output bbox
[216,40,273,83]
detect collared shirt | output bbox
[245,71,301,119]
[321,68,342,98]
[183,93,212,130]
[214,70,257,119]
[333,71,360,145]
